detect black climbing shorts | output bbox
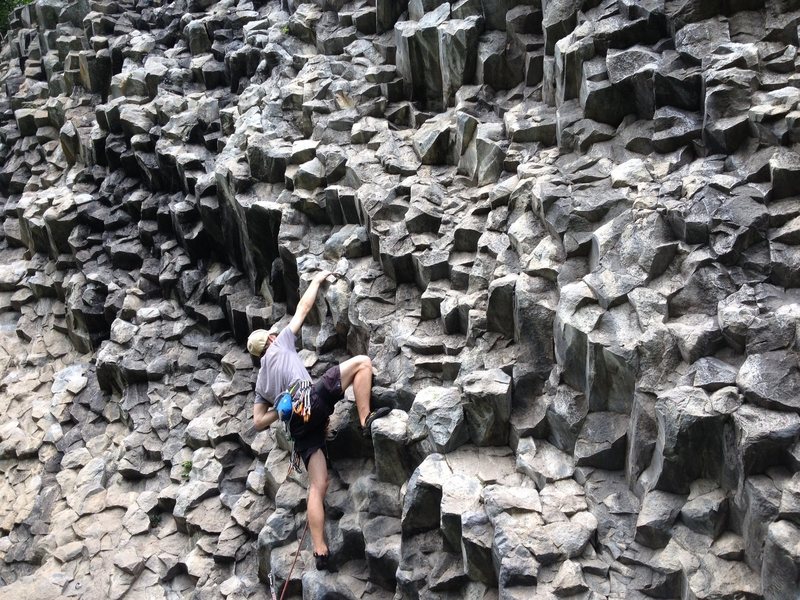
[290,365,344,467]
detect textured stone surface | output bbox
[0,0,797,597]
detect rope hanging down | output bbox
[270,520,310,600]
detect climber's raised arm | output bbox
[288,270,331,334]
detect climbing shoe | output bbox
[314,552,331,571]
[361,407,391,438]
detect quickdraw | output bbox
[290,380,312,423]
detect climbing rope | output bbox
[268,520,309,600]
[269,460,310,600]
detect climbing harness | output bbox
[275,380,314,474]
[268,499,310,600]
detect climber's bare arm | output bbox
[254,403,279,430]
[288,270,331,334]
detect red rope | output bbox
[279,519,309,600]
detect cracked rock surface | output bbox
[1,0,800,598]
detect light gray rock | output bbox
[762,520,800,600]
[736,350,800,413]
[635,490,685,549]
[778,473,800,526]
[552,559,588,596]
[516,437,575,488]
[440,472,482,549]
[408,386,470,455]
[687,550,763,600]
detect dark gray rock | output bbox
[627,391,658,495]
[770,150,800,199]
[6,0,800,596]
[737,473,787,572]
[395,5,450,111]
[439,17,481,107]
[542,0,581,54]
[364,515,402,589]
[680,483,728,539]
[475,31,523,91]
[545,384,587,454]
[412,115,451,165]
[460,369,512,446]
[770,242,800,287]
[674,19,731,65]
[642,386,728,494]
[461,509,496,585]
[652,106,702,152]
[574,412,628,470]
[402,453,452,535]
[606,46,659,119]
[724,404,800,490]
[372,410,415,486]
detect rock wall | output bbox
[1,0,800,598]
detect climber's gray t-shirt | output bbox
[254,328,311,405]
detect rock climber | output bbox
[247,269,390,571]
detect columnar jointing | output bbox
[0,0,799,598]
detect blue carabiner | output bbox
[275,391,294,422]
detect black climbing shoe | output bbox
[314,552,331,571]
[361,407,391,439]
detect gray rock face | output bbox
[643,386,728,494]
[460,368,512,445]
[1,0,798,597]
[762,520,800,600]
[737,350,800,412]
[408,386,470,455]
[635,490,685,548]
